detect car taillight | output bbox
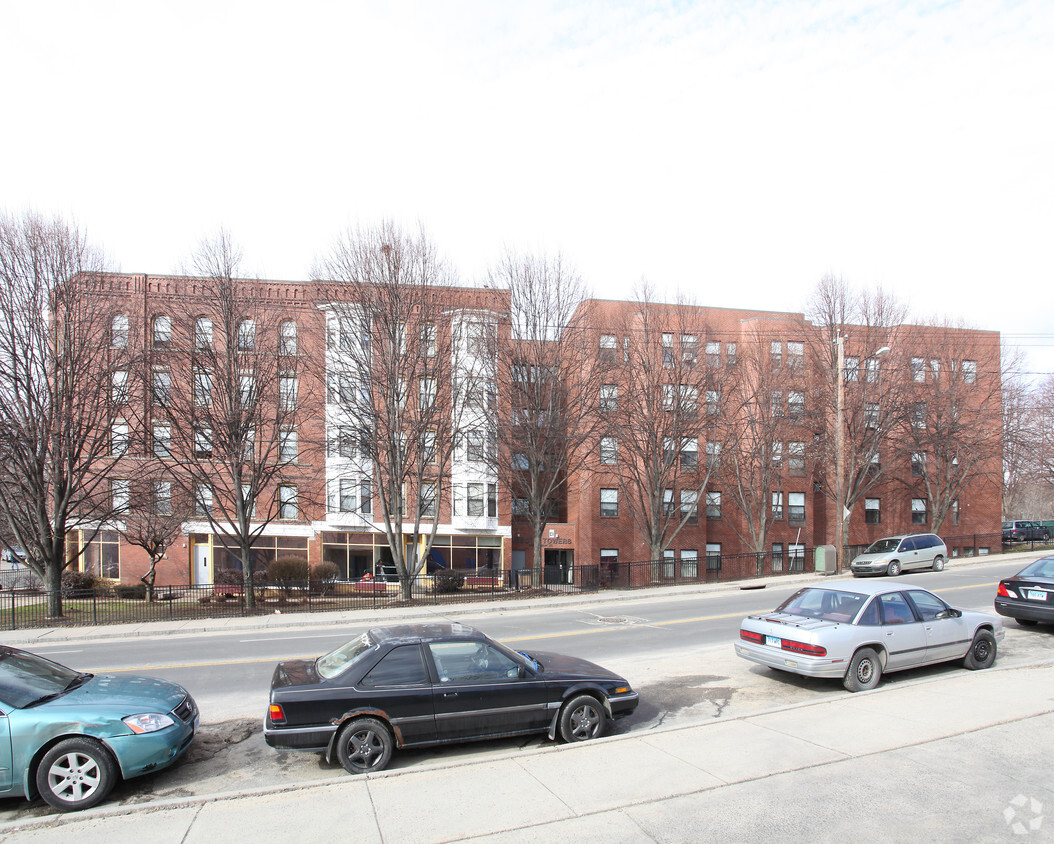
[997,582,1016,598]
[781,639,827,656]
[740,629,765,644]
[269,704,286,724]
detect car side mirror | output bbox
[937,608,962,619]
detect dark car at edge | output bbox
[264,623,639,774]
[995,555,1054,626]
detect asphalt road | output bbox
[2,556,1051,824]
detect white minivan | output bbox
[850,533,947,577]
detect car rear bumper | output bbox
[263,720,337,751]
[995,598,1054,624]
[734,641,848,679]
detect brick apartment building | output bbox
[78,273,1002,587]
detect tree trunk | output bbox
[44,559,63,618]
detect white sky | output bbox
[3,1,1052,375]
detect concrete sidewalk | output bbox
[4,659,1052,842]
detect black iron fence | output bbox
[0,531,1037,630]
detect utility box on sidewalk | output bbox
[815,545,836,574]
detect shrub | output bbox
[61,569,99,597]
[114,584,147,600]
[269,557,309,596]
[311,561,339,582]
[433,571,464,594]
[214,568,243,586]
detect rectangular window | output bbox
[912,402,926,429]
[952,498,960,525]
[279,485,298,519]
[111,479,129,512]
[487,483,497,518]
[680,549,698,578]
[770,341,782,368]
[912,498,928,525]
[865,402,880,428]
[865,356,881,382]
[420,482,437,518]
[962,360,977,384]
[601,548,619,579]
[239,374,256,405]
[599,334,617,361]
[706,490,721,519]
[865,497,881,524]
[725,342,737,365]
[112,370,129,404]
[771,491,784,520]
[680,437,698,469]
[196,484,212,517]
[705,341,721,367]
[706,543,722,572]
[706,442,721,469]
[662,549,676,578]
[771,391,784,417]
[706,390,720,416]
[467,483,484,517]
[465,430,484,462]
[280,428,298,462]
[111,422,130,457]
[154,480,171,516]
[238,319,256,351]
[772,543,784,572]
[279,375,298,411]
[911,452,925,475]
[194,427,213,458]
[421,430,437,465]
[787,341,804,370]
[339,479,357,513]
[681,490,698,524]
[600,384,618,412]
[788,390,804,417]
[844,356,860,382]
[771,441,783,467]
[194,370,212,407]
[789,441,805,476]
[419,377,437,409]
[153,424,171,458]
[911,357,926,382]
[788,492,805,525]
[600,436,618,464]
[600,488,619,517]
[681,334,697,365]
[241,484,256,519]
[663,488,675,515]
[153,315,171,347]
[789,543,805,572]
[152,370,171,405]
[112,315,129,348]
[662,333,674,368]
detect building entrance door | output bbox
[193,540,210,585]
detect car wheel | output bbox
[843,647,883,692]
[35,737,118,812]
[963,630,997,670]
[559,694,607,742]
[335,718,393,775]
[886,561,902,577]
[931,556,945,572]
[1017,619,1038,627]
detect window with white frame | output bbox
[195,316,213,349]
[152,370,171,405]
[663,488,675,515]
[789,441,805,476]
[237,319,256,351]
[787,341,804,370]
[865,356,881,382]
[195,484,213,517]
[111,314,129,348]
[661,333,674,367]
[194,426,213,458]
[911,357,925,382]
[280,320,297,355]
[681,490,698,523]
[771,491,784,520]
[911,452,925,475]
[419,377,436,409]
[153,424,171,458]
[725,342,737,365]
[280,375,298,411]
[152,315,171,348]
[771,391,784,417]
[239,374,256,406]
[951,498,960,525]
[788,492,805,524]
[112,370,129,404]
[681,549,698,578]
[772,543,784,572]
[865,497,881,524]
[681,334,697,365]
[770,341,782,368]
[154,480,171,516]
[771,441,783,466]
[600,488,618,517]
[600,384,618,411]
[706,543,722,571]
[788,543,805,571]
[705,341,721,367]
[599,334,617,361]
[194,370,212,407]
[845,356,860,382]
[865,402,880,428]
[706,389,720,415]
[280,428,298,462]
[962,360,977,384]
[111,479,129,513]
[680,437,698,469]
[706,441,721,468]
[111,421,129,456]
[419,482,437,518]
[465,429,484,462]
[788,390,804,417]
[466,483,484,517]
[279,485,298,519]
[911,498,927,524]
[487,483,497,518]
[706,490,721,519]
[600,436,618,464]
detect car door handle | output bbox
[442,692,458,698]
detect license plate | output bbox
[765,635,781,647]
[1025,589,1048,601]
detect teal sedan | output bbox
[0,645,198,811]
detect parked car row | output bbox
[1002,520,1052,543]
[0,625,638,812]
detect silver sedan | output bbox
[735,581,1004,692]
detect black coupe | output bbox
[996,555,1054,626]
[264,622,639,774]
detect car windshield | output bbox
[316,633,376,679]
[0,649,83,709]
[865,538,901,554]
[1018,558,1054,579]
[775,588,867,623]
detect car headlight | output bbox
[123,712,176,734]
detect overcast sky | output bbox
[3,1,1052,375]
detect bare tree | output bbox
[117,465,195,601]
[154,232,320,608]
[1002,346,1044,518]
[894,321,1003,532]
[603,282,729,572]
[806,274,912,568]
[486,251,608,582]
[718,321,807,559]
[0,211,125,617]
[313,221,474,600]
